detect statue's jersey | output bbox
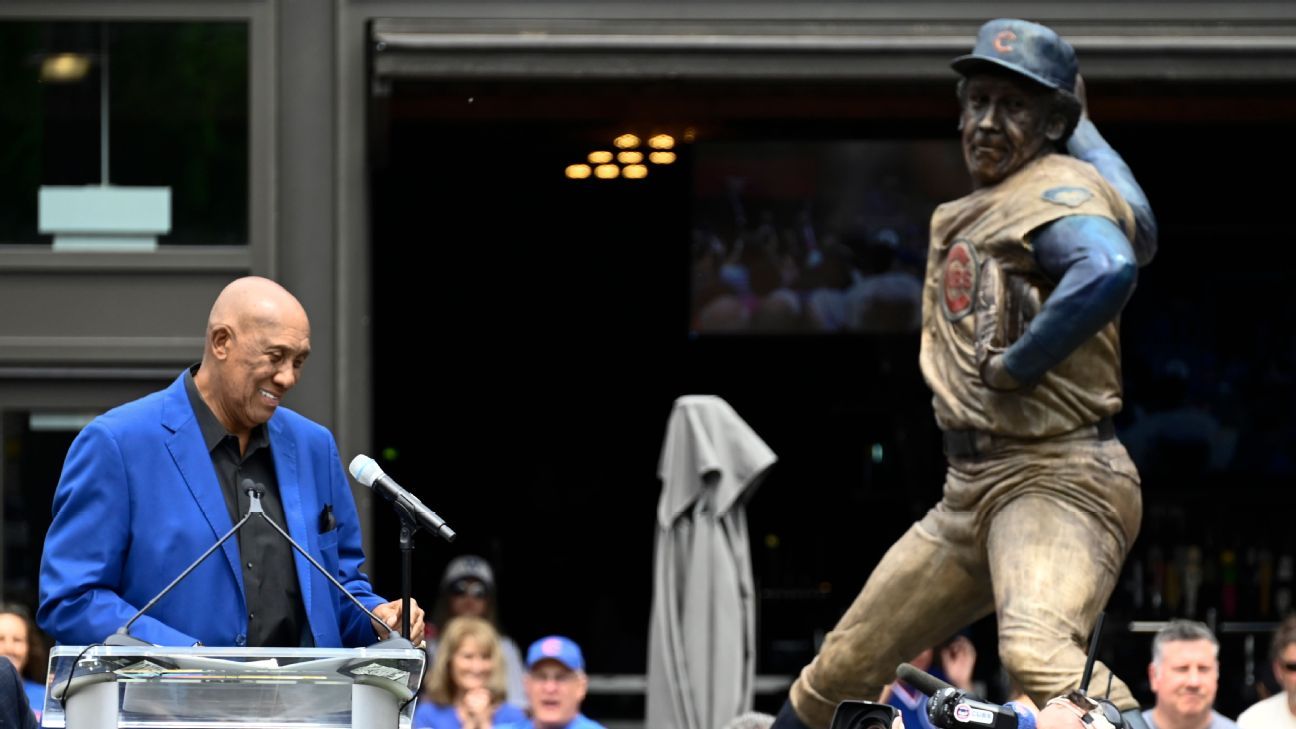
[919,153,1136,437]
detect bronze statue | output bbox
[773,18,1156,729]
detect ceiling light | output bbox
[40,53,92,83]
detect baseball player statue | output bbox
[771,19,1156,729]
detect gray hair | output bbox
[1152,619,1219,666]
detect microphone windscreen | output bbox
[896,662,954,696]
[348,454,382,487]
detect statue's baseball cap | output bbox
[951,18,1077,92]
[526,635,585,672]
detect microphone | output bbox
[895,663,1035,729]
[896,662,954,695]
[348,455,456,542]
[109,479,401,644]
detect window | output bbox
[0,21,249,246]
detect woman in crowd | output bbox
[415,616,527,729]
[0,604,47,721]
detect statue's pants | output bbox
[789,433,1142,729]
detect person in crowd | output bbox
[884,633,977,729]
[1238,614,1296,729]
[38,276,421,648]
[498,636,605,729]
[1142,620,1237,729]
[417,617,526,729]
[427,556,525,706]
[842,226,923,334]
[0,660,37,729]
[0,605,45,722]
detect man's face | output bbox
[1149,639,1219,721]
[215,309,310,435]
[959,72,1059,187]
[1275,643,1296,712]
[524,659,586,729]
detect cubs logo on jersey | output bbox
[941,239,979,321]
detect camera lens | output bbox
[830,701,899,729]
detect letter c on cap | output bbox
[993,30,1016,53]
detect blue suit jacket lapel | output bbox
[160,375,246,600]
[268,417,313,627]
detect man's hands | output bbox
[372,598,425,646]
[938,636,978,691]
[1037,701,1089,729]
[980,354,1024,392]
[975,258,1036,392]
[1040,693,1119,729]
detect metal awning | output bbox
[371,14,1296,82]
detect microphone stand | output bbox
[393,505,420,642]
[112,480,400,645]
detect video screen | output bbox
[690,140,966,335]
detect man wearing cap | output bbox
[772,18,1156,729]
[498,636,606,729]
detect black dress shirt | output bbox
[184,366,310,647]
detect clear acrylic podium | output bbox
[43,645,426,728]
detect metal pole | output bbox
[100,23,110,185]
[400,524,414,641]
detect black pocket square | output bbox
[318,504,336,532]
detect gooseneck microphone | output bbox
[896,663,1036,729]
[348,455,456,542]
[108,479,401,645]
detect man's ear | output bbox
[575,671,589,701]
[209,325,234,360]
[1044,112,1067,143]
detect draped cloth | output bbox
[647,395,777,729]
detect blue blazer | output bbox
[38,373,385,648]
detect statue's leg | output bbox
[787,513,995,729]
[985,438,1142,711]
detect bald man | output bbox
[38,277,422,649]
